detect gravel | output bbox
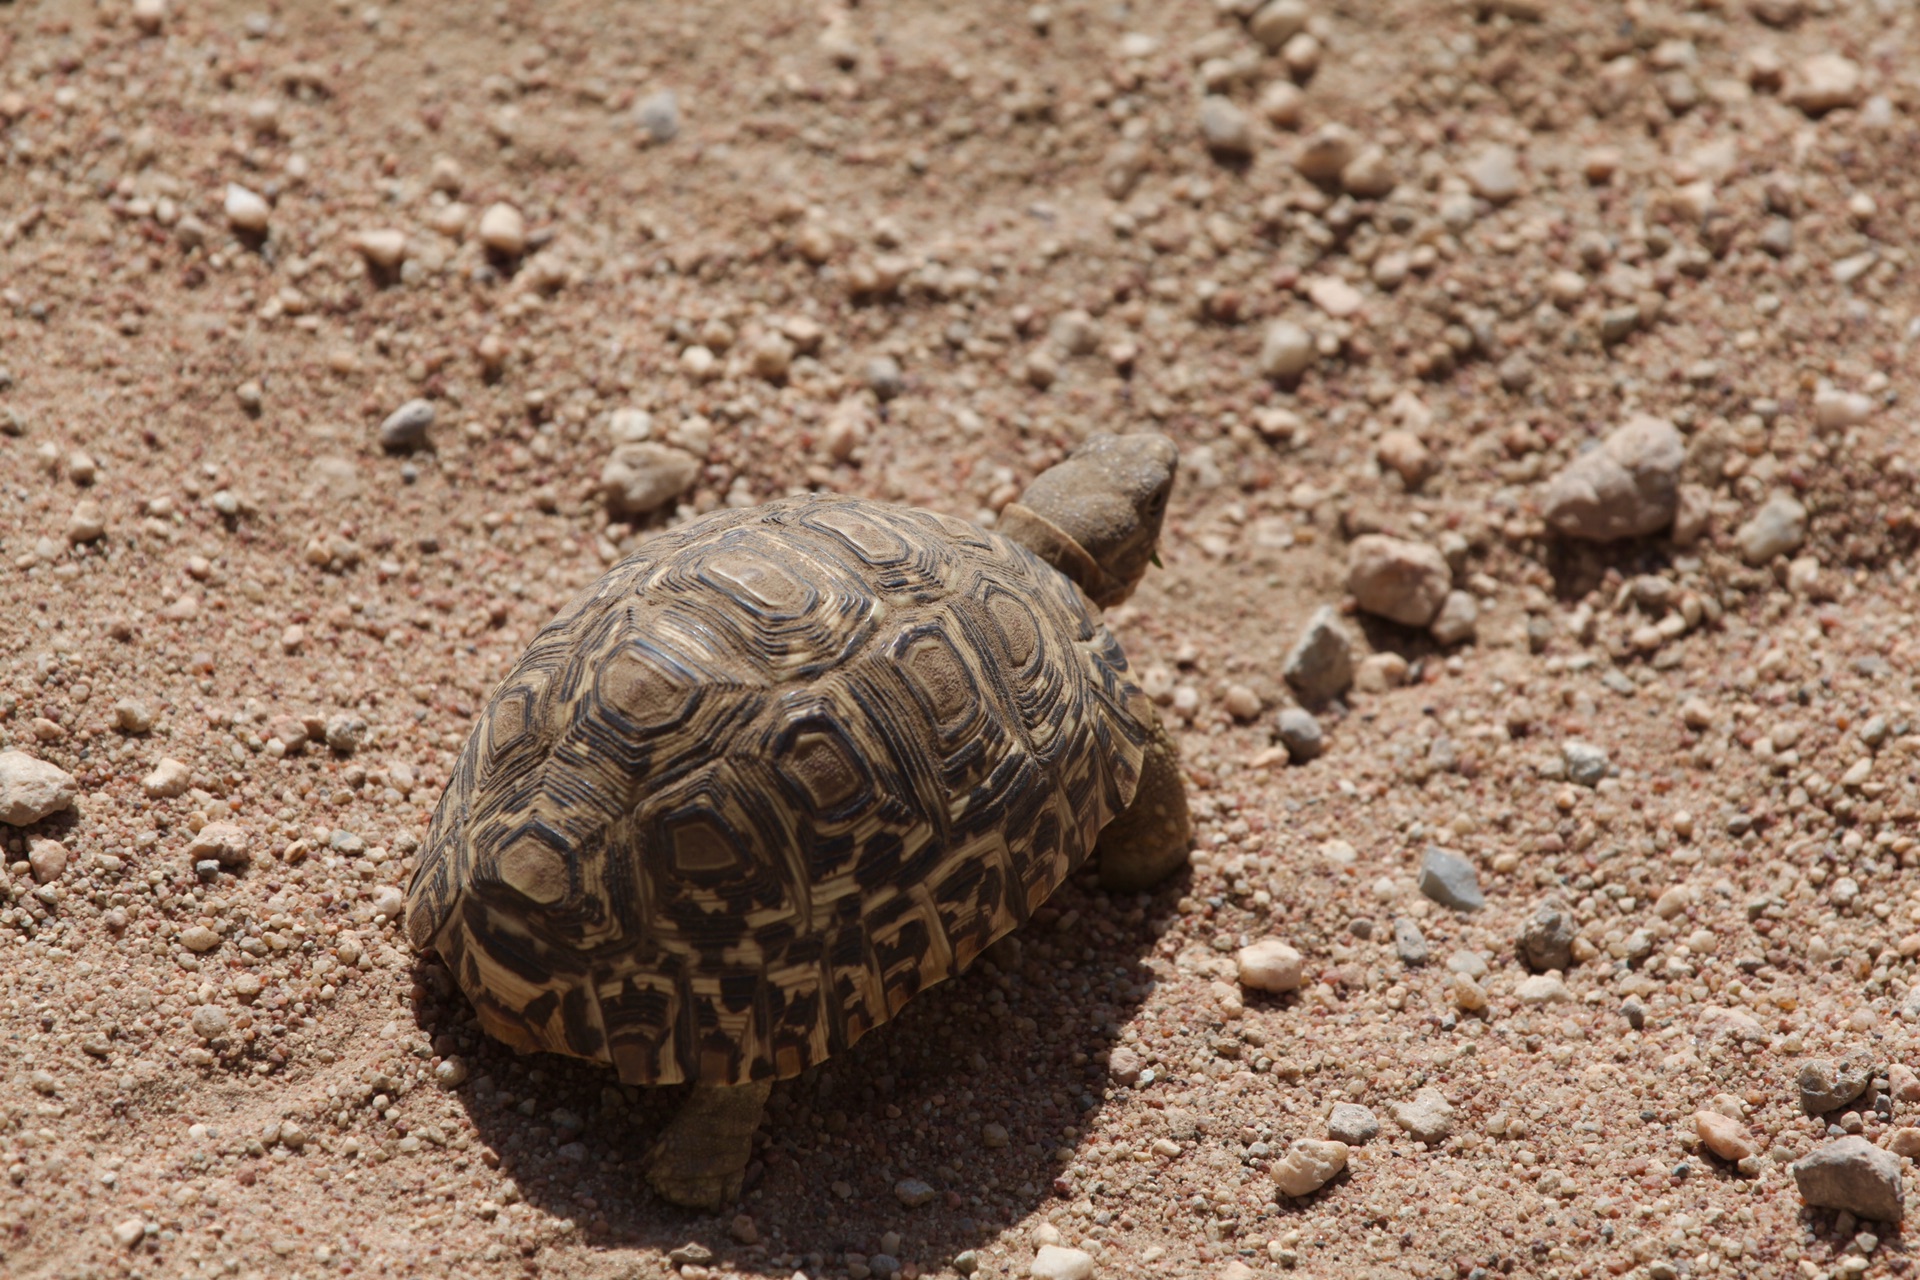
[1416,847,1484,912]
[1791,1137,1903,1221]
[0,752,77,825]
[1235,939,1303,993]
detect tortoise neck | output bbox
[995,502,1123,608]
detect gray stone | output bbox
[1392,917,1429,965]
[0,752,77,826]
[1799,1054,1873,1114]
[1542,415,1684,542]
[1519,902,1576,972]
[636,90,680,143]
[378,398,436,451]
[1737,493,1807,564]
[1417,847,1484,912]
[1327,1102,1379,1145]
[324,714,368,754]
[1276,708,1324,763]
[892,1178,935,1207]
[1792,1136,1902,1222]
[1562,740,1610,787]
[1282,606,1355,703]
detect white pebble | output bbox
[223,183,270,234]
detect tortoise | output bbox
[406,432,1191,1209]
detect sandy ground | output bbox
[5,0,1920,1277]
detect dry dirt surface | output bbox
[5,0,1920,1278]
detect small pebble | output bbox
[602,443,702,518]
[1346,535,1451,627]
[478,203,527,257]
[1463,145,1521,203]
[1417,847,1484,912]
[1694,1111,1757,1163]
[1561,740,1610,787]
[1428,590,1478,646]
[1518,902,1576,972]
[1799,1055,1873,1114]
[1737,493,1807,564]
[1281,605,1355,703]
[893,1178,936,1207]
[66,500,106,544]
[1030,1245,1094,1280]
[1258,321,1316,380]
[1274,707,1324,763]
[1392,917,1429,965]
[27,838,69,884]
[1198,96,1254,159]
[141,757,192,799]
[224,183,270,234]
[324,715,368,754]
[1271,1138,1348,1197]
[1327,1103,1379,1146]
[1390,1088,1455,1143]
[1542,415,1684,542]
[379,399,435,452]
[1787,53,1864,115]
[1236,939,1304,993]
[636,90,680,143]
[190,1004,231,1039]
[0,751,78,826]
[185,822,251,869]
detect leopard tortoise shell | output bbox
[405,431,1189,1207]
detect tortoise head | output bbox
[997,432,1178,609]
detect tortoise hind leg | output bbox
[1095,707,1191,892]
[644,1079,772,1211]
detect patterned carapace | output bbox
[407,496,1152,1086]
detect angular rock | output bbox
[1542,415,1684,542]
[1519,902,1576,972]
[0,752,77,826]
[1346,535,1450,627]
[1282,605,1355,703]
[1792,1136,1902,1222]
[1417,847,1484,911]
[1271,1138,1348,1197]
[601,442,701,518]
[1799,1054,1872,1114]
[186,822,251,869]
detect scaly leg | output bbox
[1096,708,1192,892]
[643,1078,772,1211]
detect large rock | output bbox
[0,752,77,826]
[1792,1136,1903,1221]
[1541,415,1684,541]
[1346,535,1450,627]
[601,443,701,517]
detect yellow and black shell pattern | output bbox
[406,495,1151,1087]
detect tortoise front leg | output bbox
[643,1078,772,1211]
[1095,706,1192,892]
